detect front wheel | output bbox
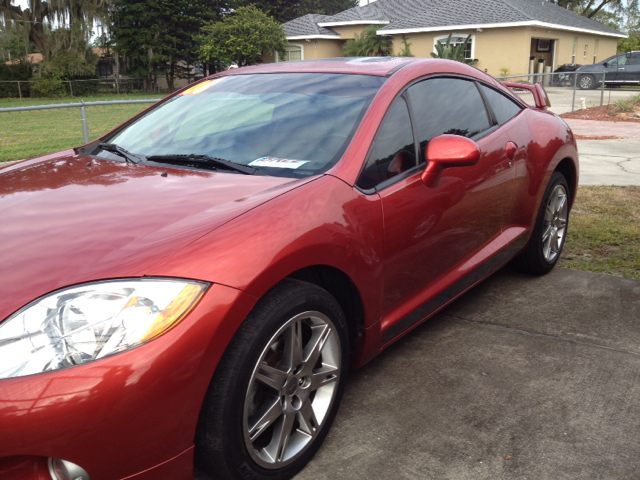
[196,279,349,480]
[578,74,596,90]
[512,171,570,275]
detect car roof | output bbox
[220,57,421,77]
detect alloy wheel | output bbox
[579,76,593,89]
[243,311,342,469]
[542,184,568,263]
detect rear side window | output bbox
[479,85,523,126]
[407,78,491,161]
[356,96,416,191]
[627,54,640,65]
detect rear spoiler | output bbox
[502,82,551,109]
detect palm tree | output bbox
[343,24,392,57]
[430,33,478,66]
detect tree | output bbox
[298,0,359,17]
[232,0,358,23]
[430,33,478,66]
[0,0,106,62]
[548,0,623,19]
[0,21,37,61]
[199,6,287,67]
[110,0,218,91]
[342,24,392,57]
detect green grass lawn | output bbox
[1,94,164,162]
[558,186,640,280]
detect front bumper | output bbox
[0,284,256,480]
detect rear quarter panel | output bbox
[503,108,578,231]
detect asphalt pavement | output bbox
[293,266,640,480]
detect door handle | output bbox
[619,67,626,70]
[505,141,518,161]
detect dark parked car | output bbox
[0,58,578,480]
[576,51,640,89]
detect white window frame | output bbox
[275,43,304,63]
[433,33,475,60]
[594,39,599,64]
[572,36,578,64]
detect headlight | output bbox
[0,278,208,379]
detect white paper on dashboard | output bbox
[249,157,309,169]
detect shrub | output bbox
[31,76,66,98]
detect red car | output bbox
[0,58,577,480]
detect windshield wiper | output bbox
[146,154,260,175]
[98,143,143,164]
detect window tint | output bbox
[408,78,491,161]
[479,85,523,126]
[356,97,416,190]
[627,54,640,65]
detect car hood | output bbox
[0,151,312,321]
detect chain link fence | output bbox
[496,71,640,114]
[3,71,640,164]
[1,99,160,163]
[0,78,164,100]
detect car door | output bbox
[605,54,627,85]
[620,52,640,85]
[359,77,516,342]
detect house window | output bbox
[276,44,303,62]
[584,44,588,57]
[594,39,599,64]
[572,37,578,64]
[433,34,475,60]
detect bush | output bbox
[0,62,33,98]
[31,76,66,98]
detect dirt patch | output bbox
[561,103,640,122]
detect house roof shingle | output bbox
[310,0,623,37]
[282,14,339,37]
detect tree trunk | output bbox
[168,55,175,92]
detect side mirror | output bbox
[603,62,609,67]
[421,134,481,188]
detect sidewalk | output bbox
[565,118,640,138]
[559,118,640,186]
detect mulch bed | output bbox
[574,135,622,140]
[560,103,640,122]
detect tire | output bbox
[578,74,596,90]
[512,172,570,275]
[196,279,350,480]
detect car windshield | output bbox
[101,73,386,177]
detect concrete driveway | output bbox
[577,139,640,186]
[294,267,640,480]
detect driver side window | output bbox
[609,55,626,66]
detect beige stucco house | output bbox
[264,0,625,77]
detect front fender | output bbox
[148,175,385,329]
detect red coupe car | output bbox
[0,58,577,480]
